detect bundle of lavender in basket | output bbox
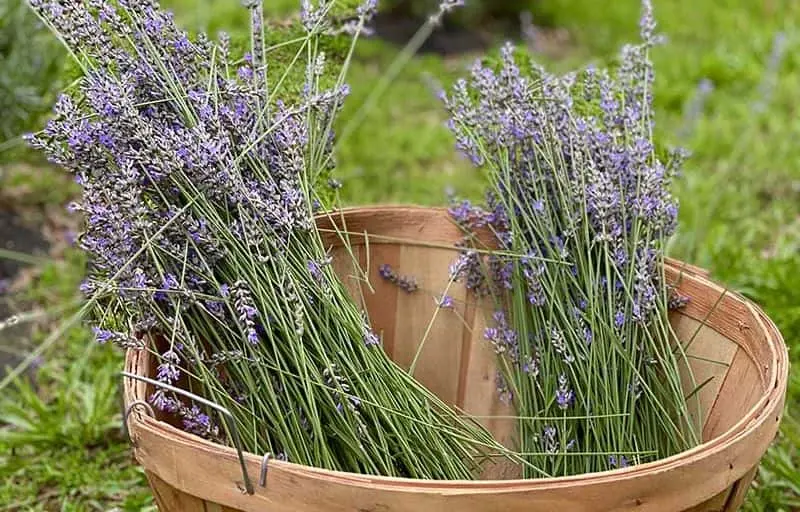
[27,0,506,478]
[442,0,701,477]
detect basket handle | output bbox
[120,371,255,495]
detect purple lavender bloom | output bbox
[92,327,114,344]
[363,326,380,346]
[156,350,181,383]
[484,311,519,361]
[550,327,574,364]
[448,199,489,230]
[490,257,513,290]
[181,404,218,438]
[307,260,323,282]
[356,0,378,18]
[495,371,513,404]
[378,263,394,280]
[378,263,419,293]
[92,327,143,349]
[541,425,558,454]
[521,255,546,306]
[583,326,593,345]
[555,373,575,410]
[437,295,455,309]
[449,250,485,293]
[150,390,180,414]
[230,281,259,344]
[522,352,540,378]
[205,301,225,318]
[609,455,630,469]
[668,293,690,310]
[614,310,625,328]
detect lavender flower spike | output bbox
[230,281,260,344]
[555,373,575,410]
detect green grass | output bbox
[1,0,798,509]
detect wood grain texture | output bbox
[391,245,465,405]
[722,466,759,511]
[146,471,206,511]
[671,315,739,435]
[123,207,789,512]
[683,488,731,512]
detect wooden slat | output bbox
[456,294,479,411]
[360,243,401,359]
[702,348,764,440]
[390,245,465,406]
[204,502,223,512]
[329,246,365,310]
[146,471,207,511]
[722,466,759,511]
[671,314,739,437]
[666,268,776,390]
[683,487,731,512]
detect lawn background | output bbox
[0,0,797,510]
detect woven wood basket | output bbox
[123,206,789,512]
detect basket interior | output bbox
[320,208,773,478]
[133,208,775,484]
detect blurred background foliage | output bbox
[0,0,64,162]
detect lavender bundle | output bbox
[27,0,506,478]
[442,1,700,477]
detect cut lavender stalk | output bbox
[442,0,700,477]
[29,0,509,479]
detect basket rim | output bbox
[122,205,790,494]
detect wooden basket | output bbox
[123,206,789,512]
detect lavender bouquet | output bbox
[27,0,506,478]
[442,1,701,477]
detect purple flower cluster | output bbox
[92,327,145,349]
[484,311,519,361]
[27,0,348,423]
[555,373,575,410]
[442,1,681,332]
[323,363,365,435]
[156,349,181,384]
[378,263,419,293]
[495,371,513,404]
[541,425,558,454]
[608,455,630,469]
[443,1,693,475]
[448,249,486,294]
[181,404,219,438]
[229,281,260,344]
[436,294,455,309]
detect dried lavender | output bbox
[378,263,420,293]
[29,0,507,479]
[436,294,454,309]
[443,0,699,476]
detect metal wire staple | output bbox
[120,371,255,495]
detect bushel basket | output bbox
[123,206,789,512]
